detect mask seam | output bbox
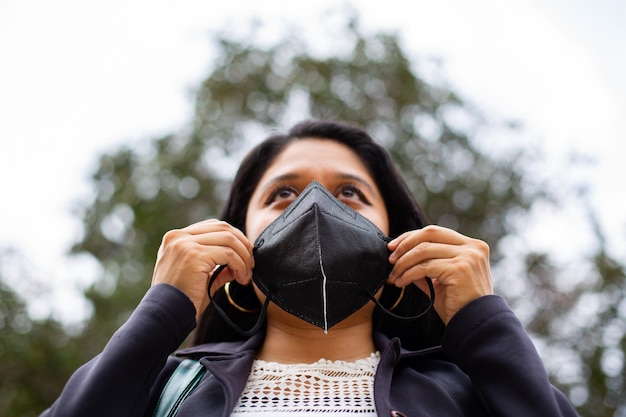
[314,206,330,334]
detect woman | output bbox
[41,120,578,416]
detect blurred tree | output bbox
[0,249,83,417]
[575,239,626,416]
[72,16,625,417]
[529,214,626,417]
[14,9,623,417]
[72,13,536,355]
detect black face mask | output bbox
[208,181,434,335]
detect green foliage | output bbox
[0,250,83,417]
[193,21,534,254]
[73,137,223,346]
[71,16,535,352]
[3,10,624,417]
[581,246,626,415]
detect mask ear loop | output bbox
[369,277,436,320]
[207,265,270,337]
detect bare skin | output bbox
[151,219,254,321]
[151,138,493,363]
[388,225,493,325]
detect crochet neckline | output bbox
[254,351,381,367]
[232,351,380,415]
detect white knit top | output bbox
[230,352,380,416]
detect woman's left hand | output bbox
[387,225,493,325]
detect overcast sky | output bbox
[0,0,624,323]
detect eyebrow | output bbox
[335,173,376,193]
[259,172,376,194]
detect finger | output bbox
[392,254,481,287]
[387,230,412,250]
[392,255,492,297]
[191,230,255,271]
[184,219,254,251]
[390,259,430,287]
[199,245,254,284]
[388,225,467,254]
[388,241,457,281]
[161,224,255,274]
[154,236,252,290]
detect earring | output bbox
[224,281,260,313]
[388,286,405,312]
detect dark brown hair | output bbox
[193,120,444,349]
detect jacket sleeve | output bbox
[40,284,196,417]
[442,295,579,417]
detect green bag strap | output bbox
[153,358,206,417]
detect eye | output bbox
[265,185,299,205]
[339,186,357,198]
[337,184,371,205]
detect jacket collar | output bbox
[175,331,265,358]
[176,331,441,361]
[174,331,444,417]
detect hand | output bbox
[151,219,254,319]
[387,225,493,324]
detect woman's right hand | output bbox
[151,219,254,319]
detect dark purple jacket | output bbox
[41,284,578,417]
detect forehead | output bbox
[262,138,371,177]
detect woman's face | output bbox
[246,138,389,242]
